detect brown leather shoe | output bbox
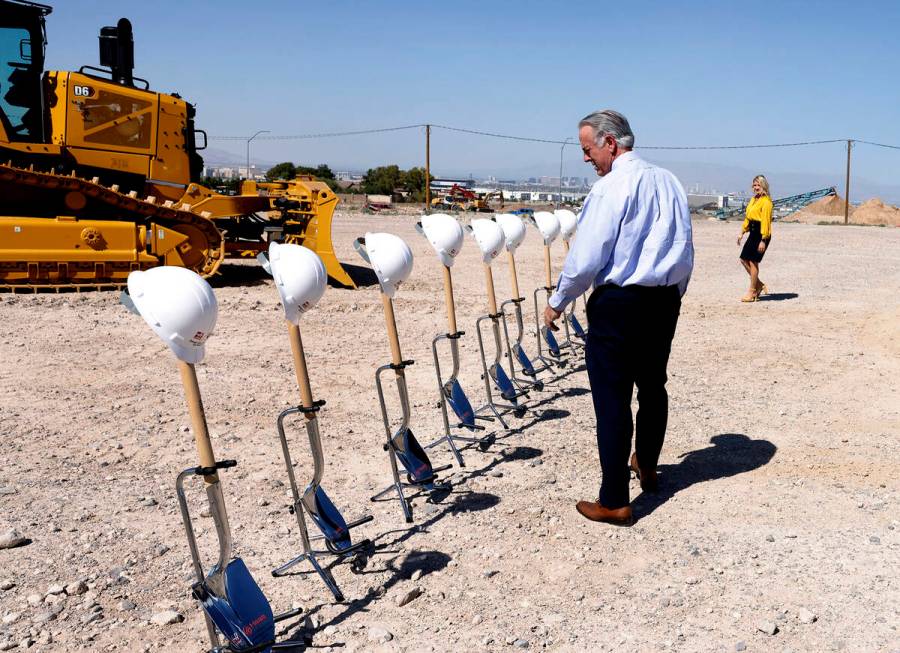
[575,500,633,526]
[630,452,659,493]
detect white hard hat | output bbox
[555,209,578,242]
[358,232,414,297]
[532,211,561,245]
[467,218,505,264]
[127,266,217,364]
[495,213,527,252]
[417,213,464,267]
[267,242,327,324]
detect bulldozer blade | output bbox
[304,487,352,552]
[568,313,586,339]
[541,326,561,358]
[489,362,518,404]
[513,343,536,377]
[391,427,435,487]
[193,557,276,652]
[443,378,476,429]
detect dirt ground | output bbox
[1,214,899,653]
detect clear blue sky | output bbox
[43,0,900,199]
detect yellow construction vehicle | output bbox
[0,1,355,290]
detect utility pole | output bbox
[558,137,572,209]
[246,129,270,181]
[425,124,431,211]
[844,139,852,225]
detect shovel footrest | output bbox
[272,607,303,624]
[457,422,486,431]
[344,514,375,530]
[194,460,237,477]
[446,330,465,339]
[488,311,503,319]
[389,359,415,370]
[326,536,373,557]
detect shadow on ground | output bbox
[759,292,798,302]
[632,432,777,521]
[208,262,270,288]
[339,263,378,289]
[279,489,500,647]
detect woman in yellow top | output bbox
[736,175,773,302]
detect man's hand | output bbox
[543,304,562,331]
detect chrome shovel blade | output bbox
[195,558,275,652]
[489,362,518,403]
[569,313,586,339]
[513,343,536,376]
[541,326,561,358]
[391,427,434,486]
[303,487,352,552]
[444,378,476,428]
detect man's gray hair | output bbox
[579,110,635,148]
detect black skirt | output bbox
[740,220,770,263]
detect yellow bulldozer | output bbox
[0,1,355,290]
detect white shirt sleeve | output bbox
[548,184,626,311]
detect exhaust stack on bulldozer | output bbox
[0,0,355,290]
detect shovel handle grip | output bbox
[178,361,219,485]
[381,293,404,366]
[543,245,552,289]
[288,323,315,412]
[506,250,520,299]
[441,265,457,334]
[484,264,498,315]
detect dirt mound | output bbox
[806,194,849,216]
[851,198,900,226]
[783,193,850,224]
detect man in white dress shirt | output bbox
[543,109,694,525]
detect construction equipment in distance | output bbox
[430,184,504,213]
[0,1,355,290]
[713,187,836,221]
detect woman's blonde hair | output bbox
[753,175,770,196]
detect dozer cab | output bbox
[0,0,355,290]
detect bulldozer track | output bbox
[0,163,225,291]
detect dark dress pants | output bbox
[584,284,682,508]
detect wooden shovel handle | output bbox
[381,292,404,366]
[442,265,457,334]
[506,250,520,299]
[288,323,315,413]
[543,245,552,288]
[178,361,218,485]
[484,263,498,315]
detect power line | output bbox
[208,124,426,141]
[856,139,900,151]
[430,124,567,145]
[637,139,845,150]
[207,123,900,151]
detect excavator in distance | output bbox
[0,0,356,290]
[430,184,504,213]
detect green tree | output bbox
[400,166,432,202]
[295,163,336,180]
[362,165,402,195]
[265,162,296,181]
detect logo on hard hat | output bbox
[191,330,207,344]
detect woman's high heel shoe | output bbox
[741,291,759,303]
